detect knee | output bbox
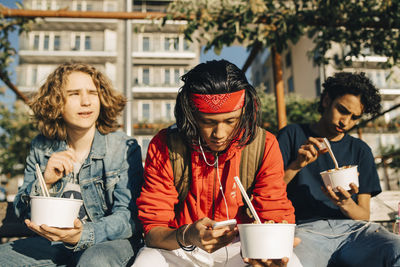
[76,248,112,267]
[132,247,167,267]
[76,241,134,267]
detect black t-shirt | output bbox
[277,124,381,222]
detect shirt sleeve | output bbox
[136,130,179,234]
[277,125,297,169]
[251,132,295,224]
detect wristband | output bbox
[176,224,196,252]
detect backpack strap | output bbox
[239,127,266,197]
[166,125,191,214]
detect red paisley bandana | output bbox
[191,90,245,113]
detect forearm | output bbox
[284,161,302,184]
[145,226,182,250]
[339,202,370,220]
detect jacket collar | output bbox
[43,129,106,159]
[90,129,106,159]
[193,140,242,164]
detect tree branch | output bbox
[0,72,29,104]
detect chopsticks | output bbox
[35,163,50,197]
[234,176,262,224]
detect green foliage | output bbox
[168,0,400,68]
[0,3,34,85]
[0,3,36,179]
[258,90,320,135]
[0,99,38,178]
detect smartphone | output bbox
[212,219,237,230]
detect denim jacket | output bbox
[14,129,144,251]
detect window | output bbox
[54,35,60,51]
[76,3,82,11]
[141,138,151,159]
[173,38,179,50]
[138,101,153,122]
[164,38,170,51]
[43,35,49,50]
[174,69,180,84]
[375,71,385,87]
[142,68,150,85]
[74,35,80,50]
[86,4,93,11]
[85,36,91,50]
[142,103,150,121]
[164,69,170,84]
[165,103,172,121]
[143,37,150,51]
[33,35,40,50]
[162,101,175,121]
[31,67,37,85]
[183,39,190,51]
[164,37,179,51]
[285,52,292,68]
[288,76,294,93]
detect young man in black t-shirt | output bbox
[278,72,400,267]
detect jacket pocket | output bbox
[93,178,108,212]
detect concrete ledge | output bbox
[370,190,399,222]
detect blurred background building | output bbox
[16,0,201,159]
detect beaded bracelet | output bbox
[176,224,196,252]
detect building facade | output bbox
[17,0,201,158]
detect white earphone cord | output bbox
[198,138,230,219]
[199,138,230,266]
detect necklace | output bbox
[198,138,218,167]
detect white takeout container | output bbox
[320,165,359,192]
[238,223,295,259]
[30,196,83,228]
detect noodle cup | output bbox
[320,165,359,192]
[30,196,83,228]
[238,223,295,259]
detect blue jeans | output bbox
[0,236,137,266]
[294,219,400,267]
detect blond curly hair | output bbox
[30,63,126,140]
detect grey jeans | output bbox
[0,236,136,267]
[294,219,400,267]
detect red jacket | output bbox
[137,129,295,234]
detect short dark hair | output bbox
[318,72,381,116]
[175,60,261,146]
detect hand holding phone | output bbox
[212,219,237,230]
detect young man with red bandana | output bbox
[133,60,302,267]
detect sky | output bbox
[0,0,250,106]
[200,46,251,79]
[1,0,19,106]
